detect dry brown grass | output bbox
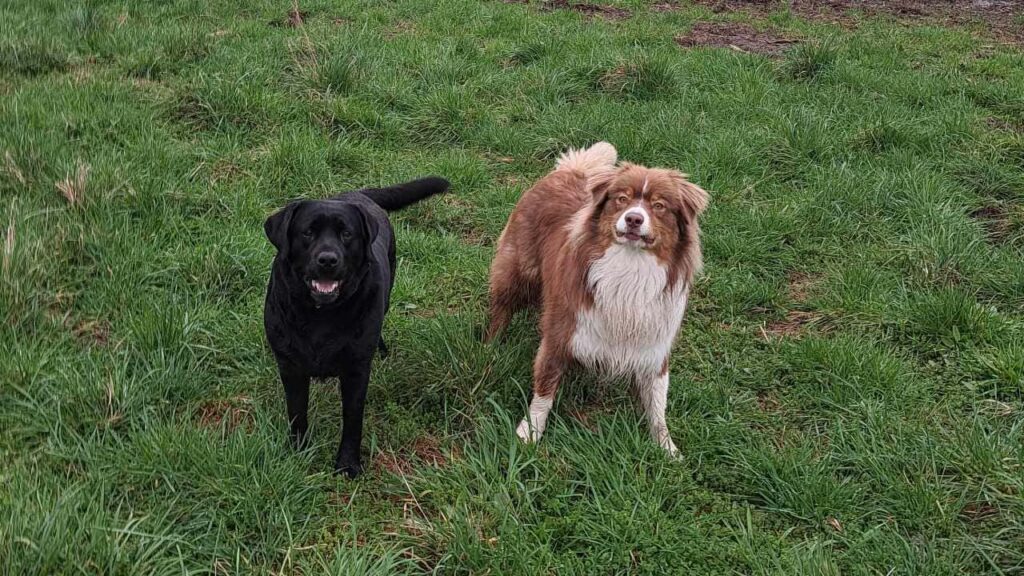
[56,160,90,206]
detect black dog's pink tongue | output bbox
[312,280,339,293]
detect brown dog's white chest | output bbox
[569,244,689,377]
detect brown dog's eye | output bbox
[652,201,666,212]
[616,195,629,205]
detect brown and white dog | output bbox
[485,142,708,455]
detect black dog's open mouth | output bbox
[308,279,341,296]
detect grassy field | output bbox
[2,0,1024,573]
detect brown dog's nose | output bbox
[625,212,644,228]
[317,251,339,267]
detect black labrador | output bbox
[263,177,449,477]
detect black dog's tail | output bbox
[361,177,450,211]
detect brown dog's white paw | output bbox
[516,419,542,443]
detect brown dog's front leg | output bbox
[516,339,566,443]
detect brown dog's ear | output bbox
[587,165,620,217]
[667,171,709,239]
[264,202,300,253]
[669,171,709,219]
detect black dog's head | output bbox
[264,200,378,306]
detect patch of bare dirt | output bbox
[763,310,822,339]
[376,452,414,476]
[987,116,1023,134]
[375,436,452,476]
[384,20,417,38]
[503,0,631,20]
[786,270,820,302]
[691,0,1024,45]
[71,318,111,346]
[413,436,451,466]
[196,397,254,432]
[209,159,246,185]
[676,22,798,56]
[960,501,999,523]
[970,204,1014,243]
[755,390,781,412]
[542,0,631,19]
[270,6,308,28]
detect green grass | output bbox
[2,0,1024,573]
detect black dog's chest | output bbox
[266,301,380,376]
[286,321,364,374]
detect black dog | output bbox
[263,177,449,477]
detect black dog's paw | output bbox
[334,454,363,479]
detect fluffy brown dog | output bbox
[485,142,708,455]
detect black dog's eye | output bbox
[302,229,314,240]
[340,230,352,241]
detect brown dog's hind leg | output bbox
[484,247,533,342]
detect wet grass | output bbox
[1,0,1023,573]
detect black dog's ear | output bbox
[355,204,380,252]
[264,202,300,253]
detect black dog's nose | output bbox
[316,251,339,267]
[625,212,644,228]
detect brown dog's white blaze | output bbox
[487,142,708,455]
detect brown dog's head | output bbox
[589,163,708,256]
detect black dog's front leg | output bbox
[335,357,372,478]
[280,369,311,451]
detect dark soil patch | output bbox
[764,310,822,338]
[970,203,1013,243]
[691,0,1024,45]
[960,501,999,523]
[987,116,1023,134]
[652,2,680,12]
[70,318,111,346]
[755,390,782,413]
[270,7,308,28]
[676,22,798,56]
[503,0,631,20]
[384,20,417,38]
[542,0,631,19]
[411,436,450,467]
[196,397,254,432]
[375,436,451,476]
[786,270,820,302]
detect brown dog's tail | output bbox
[361,177,450,211]
[555,141,617,175]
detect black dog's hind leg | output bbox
[335,356,373,478]
[377,338,389,359]
[281,369,311,451]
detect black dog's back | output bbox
[356,177,450,211]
